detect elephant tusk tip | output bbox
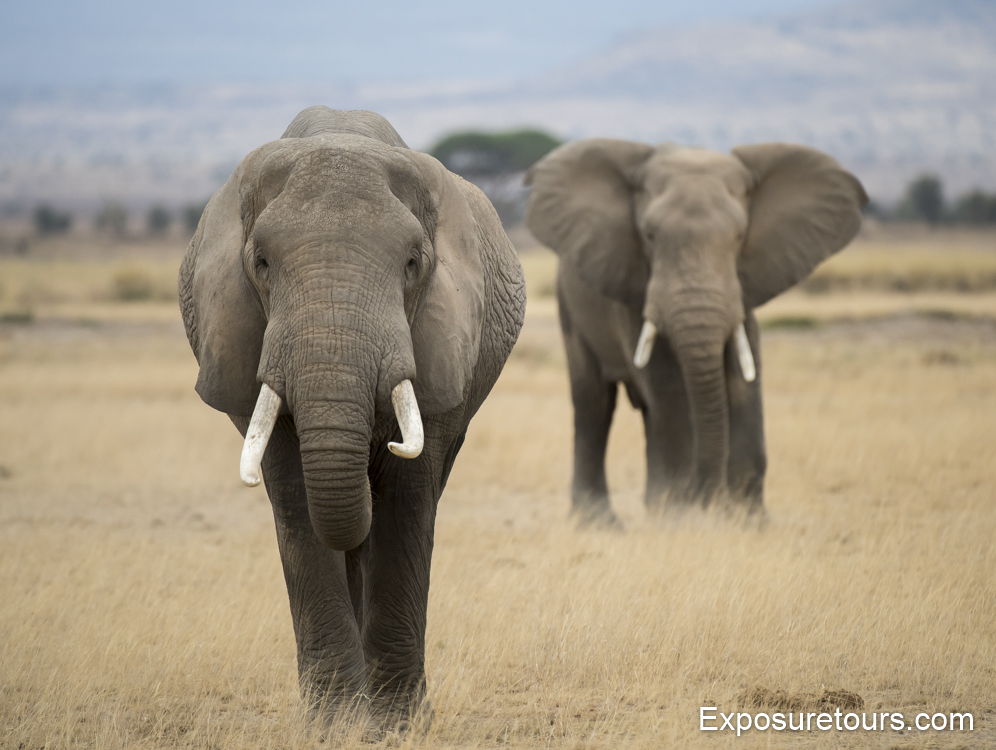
[734,323,757,382]
[388,441,422,459]
[240,465,262,487]
[633,320,657,369]
[390,380,424,460]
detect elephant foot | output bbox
[648,500,698,522]
[646,483,694,517]
[303,690,433,744]
[369,688,434,736]
[738,496,767,526]
[301,689,377,744]
[298,661,373,732]
[648,488,769,530]
[570,502,623,531]
[712,494,769,528]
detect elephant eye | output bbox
[405,251,421,281]
[255,253,268,271]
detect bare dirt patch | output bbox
[740,686,864,712]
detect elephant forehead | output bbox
[240,138,417,224]
[250,192,423,273]
[261,152,421,232]
[259,190,419,245]
[287,146,402,199]
[278,174,407,224]
[647,148,751,195]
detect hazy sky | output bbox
[1,0,838,87]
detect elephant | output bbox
[178,106,526,728]
[525,140,866,523]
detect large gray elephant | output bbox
[525,140,866,523]
[179,107,525,727]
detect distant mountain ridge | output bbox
[1,0,993,213]
[544,0,996,99]
[511,0,996,193]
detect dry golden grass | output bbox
[805,248,996,293]
[2,231,995,748]
[0,256,182,320]
[520,225,996,299]
[804,225,996,293]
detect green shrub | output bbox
[952,190,996,225]
[95,202,129,237]
[0,310,34,324]
[761,315,820,330]
[34,204,72,235]
[147,205,172,235]
[897,175,944,224]
[112,269,154,301]
[429,129,562,176]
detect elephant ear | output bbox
[525,139,654,307]
[733,143,868,309]
[179,141,294,416]
[400,152,492,415]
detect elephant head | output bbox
[525,140,867,496]
[181,123,490,551]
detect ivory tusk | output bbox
[240,383,282,487]
[388,379,424,459]
[735,323,757,382]
[633,320,658,369]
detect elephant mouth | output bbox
[633,319,756,382]
[238,379,424,487]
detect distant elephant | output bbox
[179,106,525,728]
[525,140,866,523]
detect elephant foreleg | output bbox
[639,337,695,511]
[361,447,443,730]
[563,331,619,527]
[725,311,767,511]
[643,409,694,511]
[255,416,368,717]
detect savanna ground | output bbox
[1,223,994,748]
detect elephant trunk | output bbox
[293,366,375,551]
[657,291,734,498]
[249,281,421,551]
[679,343,730,496]
[285,329,422,549]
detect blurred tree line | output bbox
[33,205,73,234]
[869,174,996,226]
[429,129,562,227]
[27,130,563,239]
[30,200,208,238]
[28,157,993,241]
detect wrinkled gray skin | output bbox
[179,107,525,728]
[526,140,866,523]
